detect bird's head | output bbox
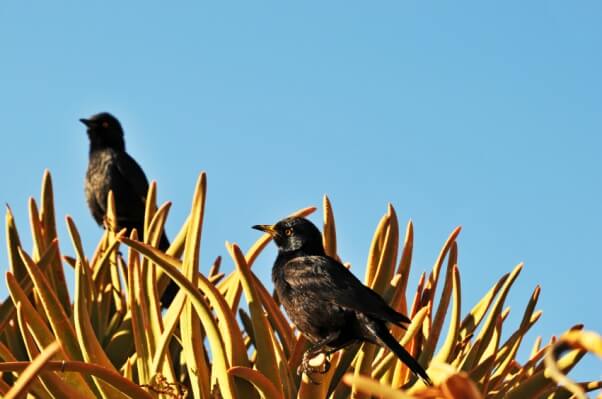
[253,217,325,254]
[80,112,125,151]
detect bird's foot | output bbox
[297,353,330,384]
[323,357,331,373]
[298,368,320,385]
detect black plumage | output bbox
[81,112,177,306]
[253,217,432,385]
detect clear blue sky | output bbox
[1,1,600,382]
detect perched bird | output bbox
[81,112,177,306]
[253,217,432,385]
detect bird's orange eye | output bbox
[284,228,293,236]
[102,121,109,128]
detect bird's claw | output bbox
[297,353,331,384]
[322,358,331,373]
[298,369,321,385]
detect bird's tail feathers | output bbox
[370,321,433,386]
[377,305,411,328]
[160,281,179,309]
[158,232,170,251]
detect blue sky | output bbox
[1,1,600,382]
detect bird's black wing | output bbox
[111,151,149,225]
[283,256,410,326]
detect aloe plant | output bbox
[0,170,599,398]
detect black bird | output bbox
[253,217,432,385]
[81,112,177,306]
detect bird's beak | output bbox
[79,118,92,127]
[252,224,277,236]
